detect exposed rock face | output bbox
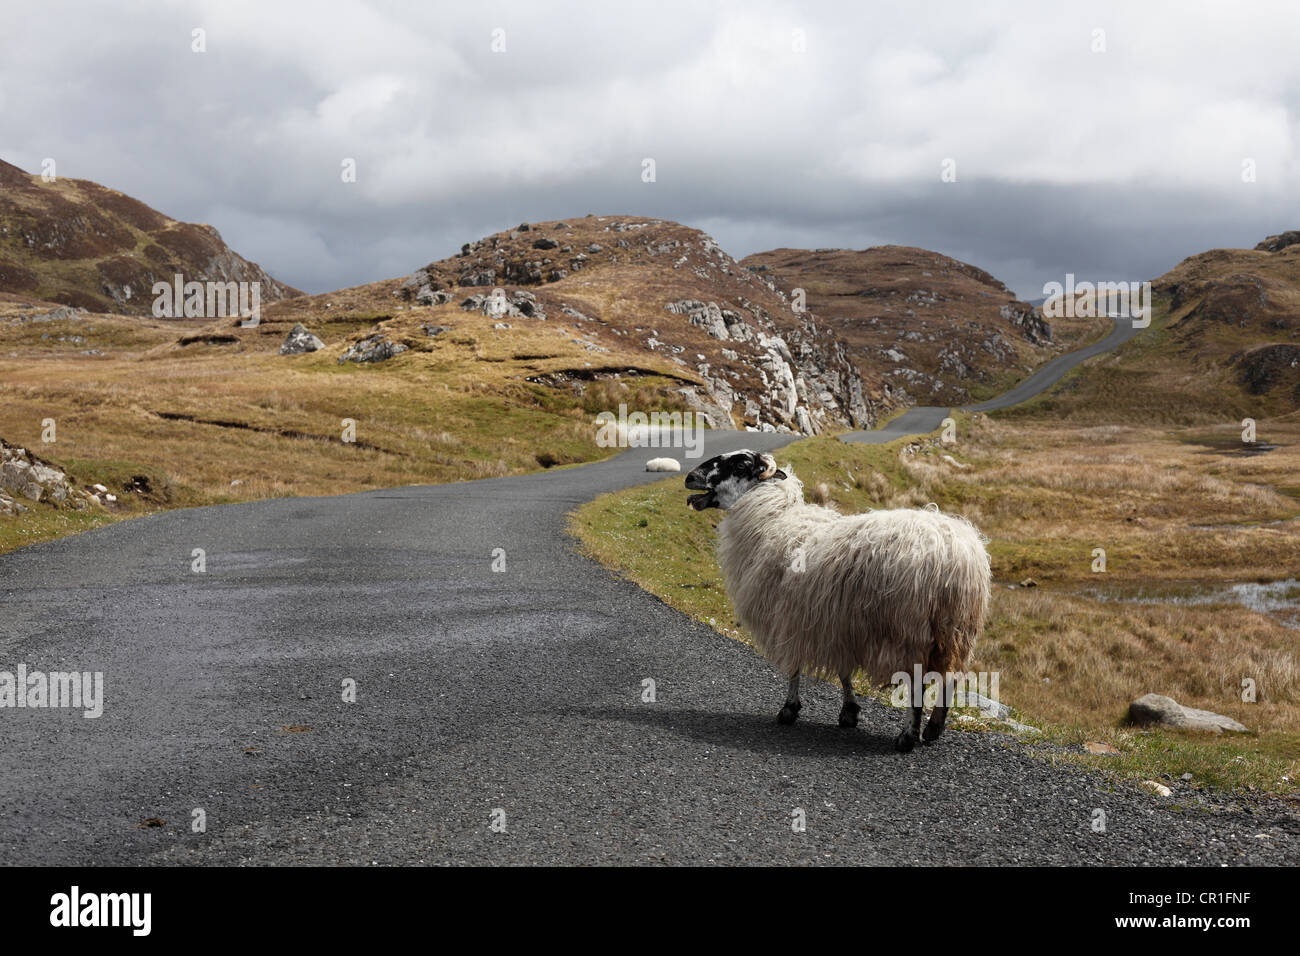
[0,438,93,513]
[1128,693,1249,733]
[1255,231,1300,253]
[0,158,301,313]
[999,303,1051,344]
[663,297,867,433]
[338,334,407,364]
[279,322,324,355]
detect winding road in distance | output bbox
[840,314,1144,443]
[4,314,1295,865]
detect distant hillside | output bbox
[0,158,301,313]
[1009,233,1300,424]
[741,246,1105,405]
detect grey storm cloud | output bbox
[2,0,1298,298]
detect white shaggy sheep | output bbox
[686,449,991,752]
[645,457,681,472]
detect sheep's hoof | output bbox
[837,700,861,728]
[894,730,917,753]
[777,701,802,725]
[922,718,947,743]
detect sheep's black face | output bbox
[685,450,787,510]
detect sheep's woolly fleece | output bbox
[716,469,991,684]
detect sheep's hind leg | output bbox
[837,675,860,728]
[895,674,924,753]
[922,673,954,743]
[778,672,802,725]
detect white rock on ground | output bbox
[279,322,325,355]
[1128,693,1249,733]
[645,458,681,472]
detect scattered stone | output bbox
[1128,693,1249,734]
[279,322,325,355]
[1140,780,1173,797]
[1001,718,1040,735]
[1019,578,1037,588]
[645,457,680,472]
[493,322,511,330]
[964,692,1009,718]
[1084,741,1120,756]
[532,237,559,250]
[421,324,448,337]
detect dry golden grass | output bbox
[0,294,694,552]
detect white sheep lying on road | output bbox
[685,449,991,752]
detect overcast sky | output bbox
[2,0,1298,299]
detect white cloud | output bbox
[1,0,1298,296]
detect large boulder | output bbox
[1128,693,1249,733]
[279,322,325,355]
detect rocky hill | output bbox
[1161,239,1300,401]
[0,158,301,313]
[254,216,881,434]
[740,245,1100,405]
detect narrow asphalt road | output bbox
[2,316,1296,865]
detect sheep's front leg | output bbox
[777,672,802,724]
[895,672,924,753]
[837,674,861,728]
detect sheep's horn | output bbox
[758,456,779,479]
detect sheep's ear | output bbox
[771,469,787,480]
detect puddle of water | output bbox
[1189,437,1281,457]
[1081,579,1300,629]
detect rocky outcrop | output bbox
[0,438,94,514]
[1128,693,1249,734]
[664,297,868,434]
[1255,231,1300,253]
[279,322,325,355]
[999,303,1052,344]
[338,334,407,364]
[460,289,546,320]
